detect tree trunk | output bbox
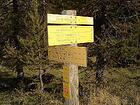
[13,0,24,88]
[16,63,24,89]
[95,51,106,90]
[13,0,20,49]
[39,69,44,93]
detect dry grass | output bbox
[90,89,124,105]
[0,66,139,105]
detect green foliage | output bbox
[0,0,139,71]
[18,0,48,70]
[16,0,49,92]
[0,0,12,63]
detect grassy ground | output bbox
[90,68,140,105]
[0,66,140,105]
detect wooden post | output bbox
[62,10,79,105]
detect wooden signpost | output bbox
[47,10,94,105]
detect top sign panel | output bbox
[47,14,94,25]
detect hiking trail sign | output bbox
[48,26,94,46]
[47,14,94,25]
[48,46,87,67]
[47,11,94,105]
[47,14,94,46]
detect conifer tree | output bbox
[19,0,48,92]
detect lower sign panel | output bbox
[48,46,87,67]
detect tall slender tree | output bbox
[19,0,48,92]
[12,0,24,85]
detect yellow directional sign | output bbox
[63,66,69,82]
[63,82,70,99]
[48,46,87,67]
[63,66,70,99]
[48,25,94,46]
[47,14,94,25]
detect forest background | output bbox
[0,0,140,105]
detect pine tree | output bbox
[19,0,48,92]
